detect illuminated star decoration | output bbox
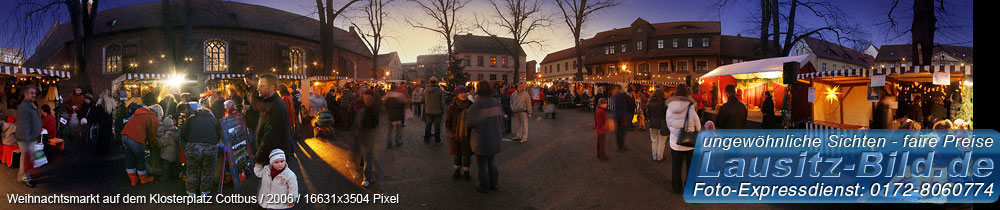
[824,85,841,103]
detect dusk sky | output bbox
[0,0,974,64]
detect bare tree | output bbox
[554,0,623,81]
[406,0,470,61]
[316,0,362,77]
[352,0,396,79]
[707,0,869,57]
[880,0,969,66]
[5,0,100,88]
[475,0,551,84]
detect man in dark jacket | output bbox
[211,89,226,120]
[872,94,895,129]
[500,89,513,134]
[253,74,293,164]
[16,85,41,187]
[714,85,747,129]
[423,77,446,145]
[466,81,503,193]
[243,76,260,151]
[611,86,636,150]
[180,108,222,196]
[760,91,776,129]
[290,84,303,139]
[351,89,381,187]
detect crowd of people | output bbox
[3,70,971,207]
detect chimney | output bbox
[737,34,741,38]
[467,33,472,36]
[349,26,356,34]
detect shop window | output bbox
[104,44,122,73]
[289,48,304,74]
[658,62,670,72]
[204,39,228,72]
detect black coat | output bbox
[927,103,947,125]
[384,95,406,122]
[211,97,226,120]
[253,93,293,164]
[760,96,776,128]
[714,96,748,129]
[181,109,222,144]
[645,98,667,129]
[872,103,890,129]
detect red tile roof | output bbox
[540,47,581,64]
[802,37,873,67]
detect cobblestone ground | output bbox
[0,108,989,210]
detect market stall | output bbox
[0,65,72,118]
[275,74,307,93]
[699,55,811,125]
[870,65,972,128]
[797,68,872,128]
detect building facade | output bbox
[0,47,24,66]
[539,47,582,81]
[25,0,373,94]
[580,18,774,84]
[788,37,874,72]
[378,52,402,80]
[454,34,527,85]
[525,60,537,81]
[873,44,973,68]
[412,54,448,81]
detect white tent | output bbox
[699,55,813,80]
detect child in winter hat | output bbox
[254,149,298,209]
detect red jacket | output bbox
[42,114,57,139]
[692,92,705,110]
[121,107,159,145]
[595,108,610,134]
[282,95,295,124]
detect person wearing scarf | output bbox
[445,86,473,181]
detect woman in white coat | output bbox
[664,84,701,194]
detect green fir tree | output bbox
[443,58,468,101]
[957,86,973,128]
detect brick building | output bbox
[24,0,372,94]
[580,18,775,84]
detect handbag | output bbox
[677,103,699,147]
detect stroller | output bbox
[312,110,335,139]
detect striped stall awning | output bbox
[0,65,72,79]
[111,73,171,88]
[208,73,246,80]
[305,76,346,81]
[868,65,972,76]
[797,68,869,79]
[277,74,306,80]
[110,73,172,92]
[348,78,380,82]
[626,81,684,85]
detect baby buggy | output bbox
[312,111,335,139]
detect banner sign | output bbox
[685,129,1000,203]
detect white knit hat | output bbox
[269,149,286,164]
